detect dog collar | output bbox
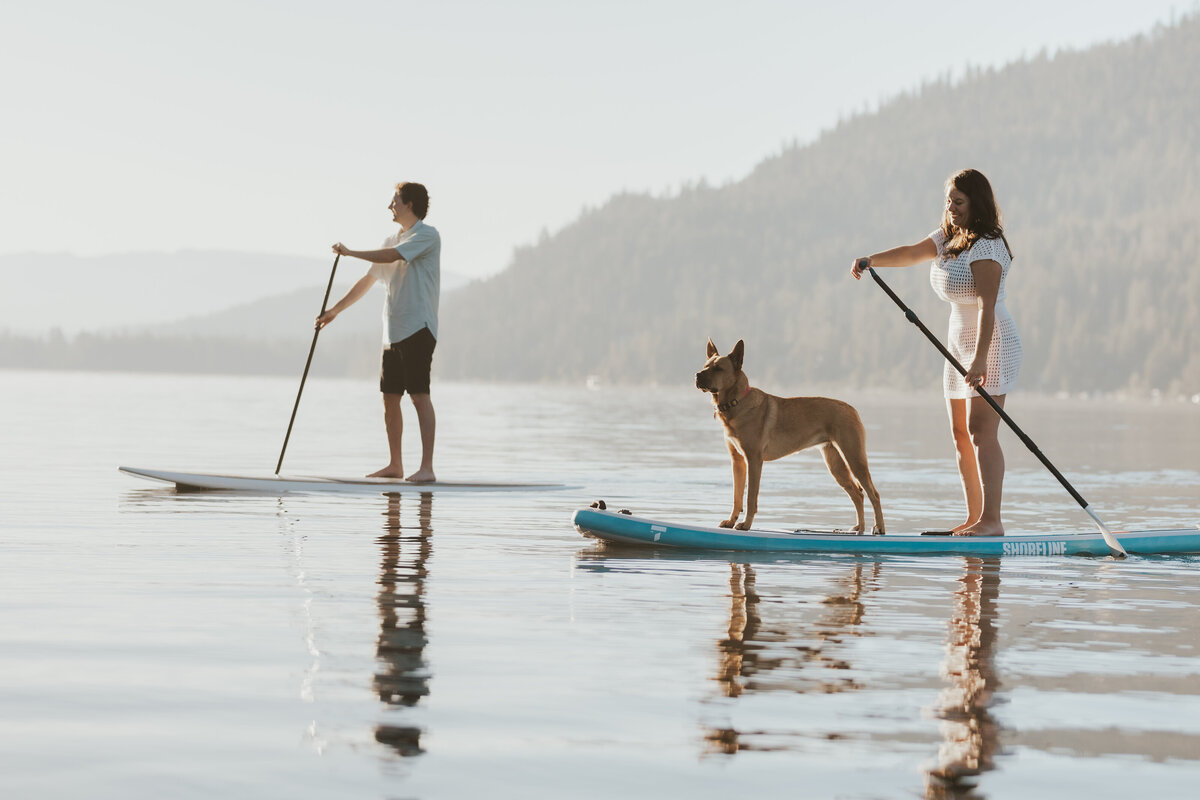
[716,386,751,414]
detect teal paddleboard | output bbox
[573,507,1200,557]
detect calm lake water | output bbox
[2,369,1198,799]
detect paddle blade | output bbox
[1084,505,1128,558]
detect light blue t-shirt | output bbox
[368,220,441,344]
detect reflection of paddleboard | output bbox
[120,466,569,494]
[573,507,1200,557]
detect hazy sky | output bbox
[4,0,1192,279]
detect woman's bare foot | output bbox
[954,522,1004,537]
[405,469,436,483]
[367,465,405,479]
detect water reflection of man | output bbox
[925,557,1002,798]
[373,491,434,757]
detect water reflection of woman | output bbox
[925,557,1002,798]
[373,491,434,757]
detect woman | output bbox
[851,169,1021,537]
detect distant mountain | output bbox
[154,284,378,339]
[0,250,335,335]
[435,15,1200,397]
[151,269,475,341]
[0,249,473,336]
[0,263,472,378]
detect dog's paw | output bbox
[589,499,607,510]
[734,520,753,531]
[719,519,736,529]
[618,509,632,515]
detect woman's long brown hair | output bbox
[940,169,1012,259]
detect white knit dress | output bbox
[928,229,1022,399]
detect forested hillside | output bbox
[437,16,1200,396]
[5,17,1198,396]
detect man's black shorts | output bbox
[380,327,436,395]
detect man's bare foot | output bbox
[405,469,436,483]
[954,522,1004,537]
[367,466,405,479]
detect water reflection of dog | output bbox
[373,491,434,757]
[707,560,881,754]
[924,557,1002,798]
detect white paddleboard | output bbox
[120,466,569,494]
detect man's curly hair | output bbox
[396,182,430,219]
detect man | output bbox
[317,181,440,482]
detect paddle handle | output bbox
[863,264,1128,557]
[276,254,340,474]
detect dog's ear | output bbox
[730,339,745,372]
[706,339,719,358]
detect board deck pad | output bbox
[120,466,569,494]
[573,507,1200,557]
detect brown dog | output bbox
[695,339,885,533]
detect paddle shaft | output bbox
[276,254,340,474]
[862,262,1127,556]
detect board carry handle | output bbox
[858,259,1128,558]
